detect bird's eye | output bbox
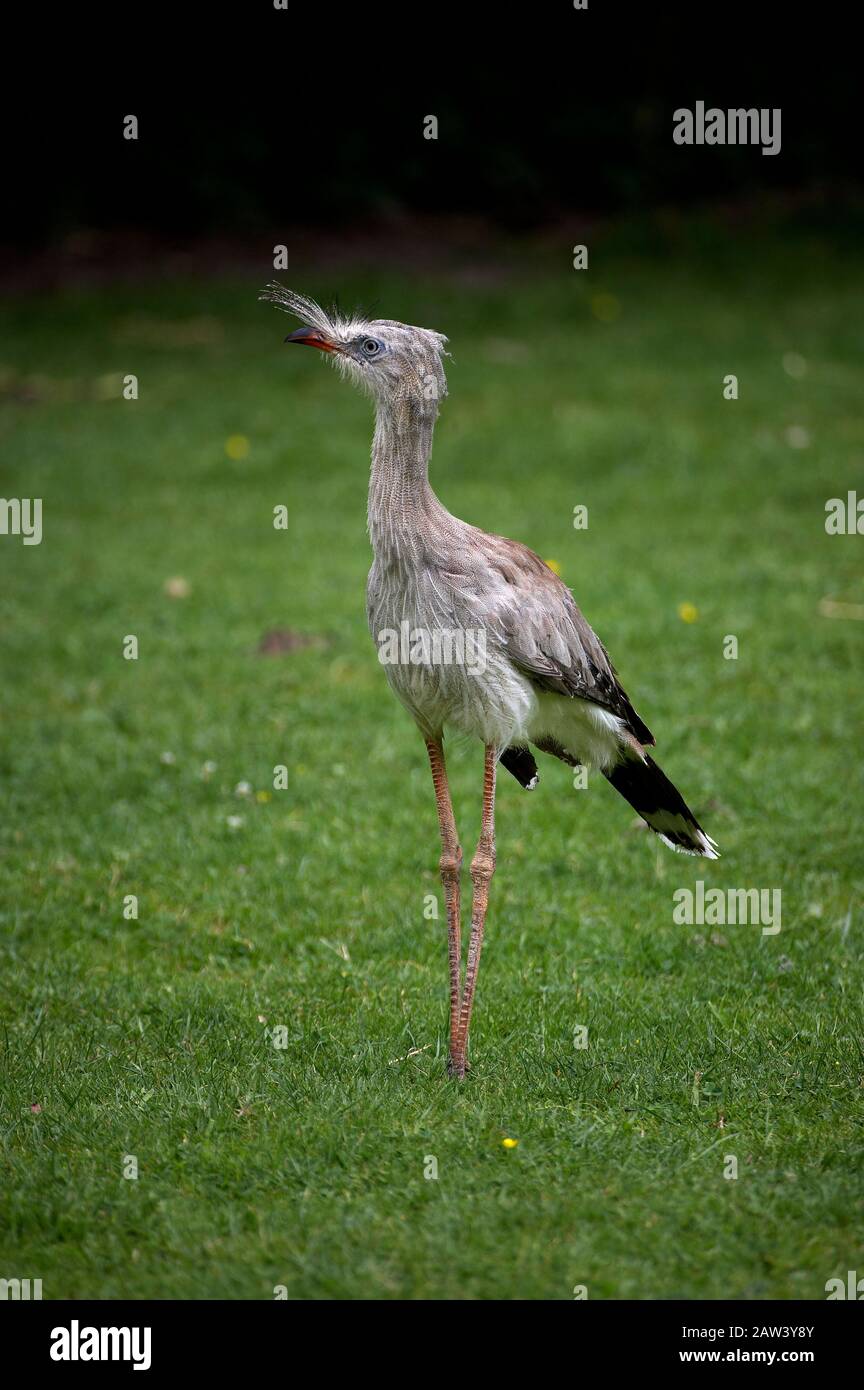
[362,338,381,356]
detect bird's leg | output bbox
[452,743,497,1080]
[425,737,463,1070]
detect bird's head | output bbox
[260,283,449,420]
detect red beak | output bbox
[284,326,342,354]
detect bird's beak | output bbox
[284,325,343,354]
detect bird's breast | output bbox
[366,563,537,743]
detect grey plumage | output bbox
[261,284,718,1075]
[261,282,715,854]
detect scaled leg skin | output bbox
[425,737,463,1072]
[452,744,497,1079]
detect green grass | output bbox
[1,226,863,1299]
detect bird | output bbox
[261,283,718,1080]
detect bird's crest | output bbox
[260,282,449,355]
[260,283,369,341]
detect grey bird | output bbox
[261,284,718,1080]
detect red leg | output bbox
[425,737,463,1069]
[451,744,497,1079]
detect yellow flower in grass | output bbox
[225,434,250,460]
[591,293,621,324]
[677,602,699,624]
[502,1137,519,1150]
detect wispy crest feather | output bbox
[259,282,365,339]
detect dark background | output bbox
[5,5,860,253]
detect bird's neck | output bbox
[367,403,450,563]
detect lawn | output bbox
[1,220,863,1299]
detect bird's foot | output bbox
[447,1055,470,1080]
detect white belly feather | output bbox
[368,559,628,768]
[378,638,626,770]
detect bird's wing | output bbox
[469,530,654,746]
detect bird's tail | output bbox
[604,751,719,858]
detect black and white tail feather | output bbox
[500,743,718,859]
[604,749,718,858]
